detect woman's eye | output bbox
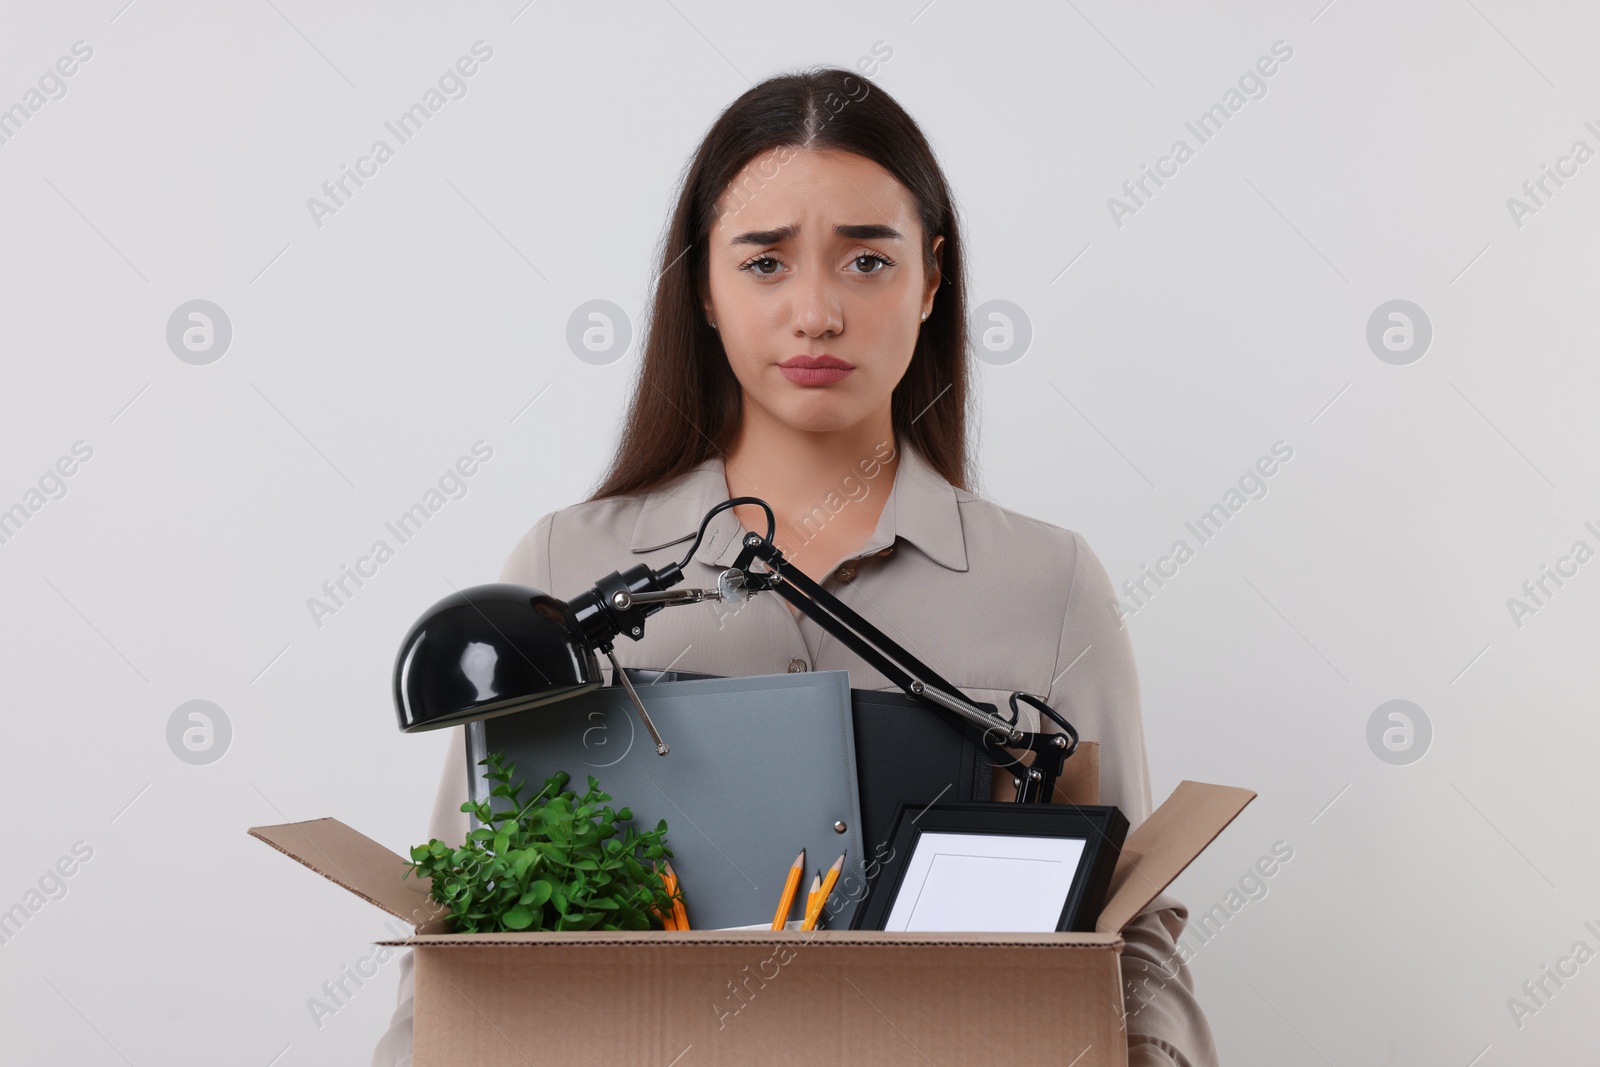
[851,253,893,274]
[740,256,781,275]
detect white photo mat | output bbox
[883,831,1089,932]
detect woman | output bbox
[375,68,1219,1067]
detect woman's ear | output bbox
[922,234,945,317]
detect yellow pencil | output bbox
[805,872,821,922]
[772,849,805,930]
[664,859,691,930]
[817,852,844,906]
[802,852,845,931]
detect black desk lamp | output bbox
[392,497,1079,803]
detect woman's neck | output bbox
[721,407,899,560]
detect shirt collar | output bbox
[628,438,969,573]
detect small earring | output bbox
[920,311,928,322]
[710,321,718,330]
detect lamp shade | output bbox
[392,583,602,732]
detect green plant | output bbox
[405,752,679,932]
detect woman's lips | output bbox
[779,365,853,386]
[778,355,853,386]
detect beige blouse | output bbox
[371,438,1220,1067]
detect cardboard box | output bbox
[250,766,1253,1067]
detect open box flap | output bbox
[1096,780,1256,934]
[249,817,452,934]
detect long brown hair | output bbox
[584,66,974,503]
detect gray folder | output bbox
[464,670,865,930]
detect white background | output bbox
[1,1,1597,1064]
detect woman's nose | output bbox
[791,268,842,336]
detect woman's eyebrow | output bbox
[729,223,905,246]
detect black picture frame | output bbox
[848,801,1129,933]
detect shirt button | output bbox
[836,566,856,583]
[788,658,808,673]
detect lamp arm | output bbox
[573,510,1082,802]
[755,558,1006,736]
[727,532,1080,804]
